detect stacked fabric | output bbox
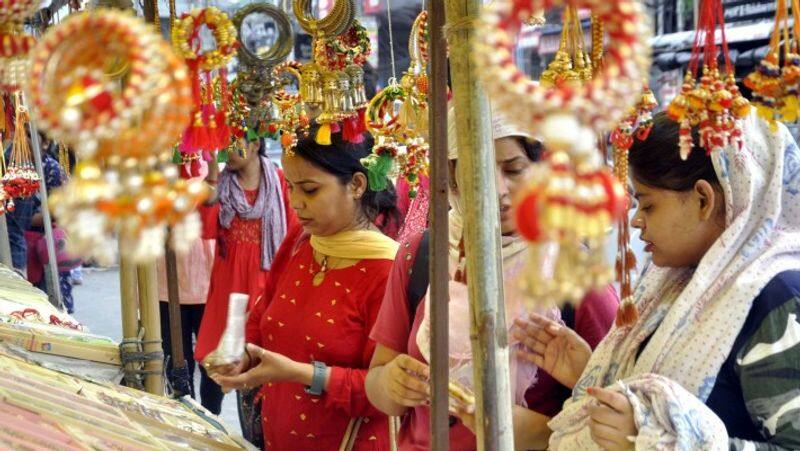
[0,347,251,450]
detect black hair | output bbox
[293,127,401,231]
[256,137,267,157]
[629,111,719,191]
[515,136,542,162]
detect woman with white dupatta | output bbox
[514,111,800,450]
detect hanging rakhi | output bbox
[311,17,370,144]
[29,10,205,263]
[0,25,35,93]
[362,83,429,197]
[540,6,592,87]
[272,60,310,151]
[609,86,656,326]
[27,10,170,159]
[475,0,649,309]
[400,11,430,140]
[173,7,238,178]
[3,93,39,205]
[744,0,800,128]
[0,0,38,93]
[667,0,749,159]
[293,0,357,144]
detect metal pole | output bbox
[27,99,63,310]
[444,0,514,449]
[0,216,12,268]
[427,0,450,447]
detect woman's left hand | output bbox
[212,343,301,393]
[587,387,637,451]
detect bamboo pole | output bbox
[137,262,164,395]
[427,0,450,448]
[119,255,140,382]
[444,0,514,449]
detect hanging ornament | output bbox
[29,9,206,263]
[172,7,238,178]
[310,17,370,145]
[667,0,750,160]
[540,6,592,87]
[0,24,35,93]
[476,0,649,309]
[609,86,657,326]
[362,83,429,198]
[400,10,430,140]
[272,60,310,152]
[514,149,626,307]
[744,0,800,129]
[3,93,39,206]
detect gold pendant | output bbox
[312,271,325,287]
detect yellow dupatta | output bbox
[309,230,399,260]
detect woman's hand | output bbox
[378,354,430,408]
[587,387,637,451]
[211,343,303,393]
[203,349,250,379]
[513,313,592,389]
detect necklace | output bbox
[312,255,329,287]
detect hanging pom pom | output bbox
[316,123,332,145]
[615,298,639,327]
[361,149,395,191]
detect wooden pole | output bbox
[137,262,164,395]
[119,255,140,381]
[165,237,187,374]
[443,0,514,449]
[427,0,450,448]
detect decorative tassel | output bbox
[330,121,341,133]
[615,298,639,327]
[316,123,332,145]
[172,149,183,164]
[217,149,230,163]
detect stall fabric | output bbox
[0,346,253,450]
[0,262,124,372]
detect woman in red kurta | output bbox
[210,130,400,449]
[194,138,296,415]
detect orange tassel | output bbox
[615,299,639,327]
